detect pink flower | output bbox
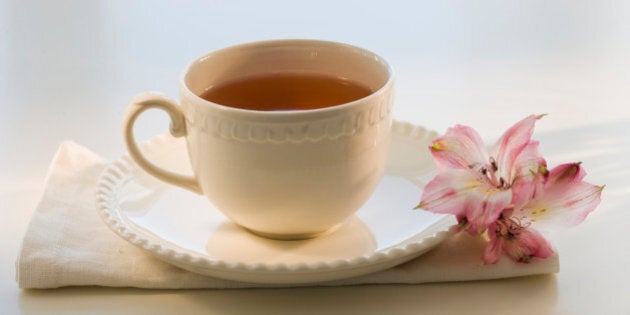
[482,163,603,264]
[416,115,545,234]
[416,115,604,264]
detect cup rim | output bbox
[178,39,394,117]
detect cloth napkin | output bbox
[16,142,559,289]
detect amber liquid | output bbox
[200,72,373,111]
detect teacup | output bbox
[122,39,394,239]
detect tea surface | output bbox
[200,72,372,111]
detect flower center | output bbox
[494,215,530,239]
[478,157,508,189]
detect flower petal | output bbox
[463,187,513,234]
[416,169,483,217]
[547,162,587,183]
[491,115,541,181]
[514,163,603,227]
[501,228,554,263]
[483,226,503,264]
[510,141,547,210]
[430,125,489,171]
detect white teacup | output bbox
[123,39,394,239]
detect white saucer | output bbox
[96,120,456,284]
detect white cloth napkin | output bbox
[16,142,559,289]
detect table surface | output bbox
[2,1,629,314]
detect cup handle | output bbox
[122,92,202,194]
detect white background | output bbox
[2,0,629,314]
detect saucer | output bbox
[96,120,456,284]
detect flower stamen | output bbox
[479,156,508,189]
[490,157,498,172]
[494,215,530,240]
